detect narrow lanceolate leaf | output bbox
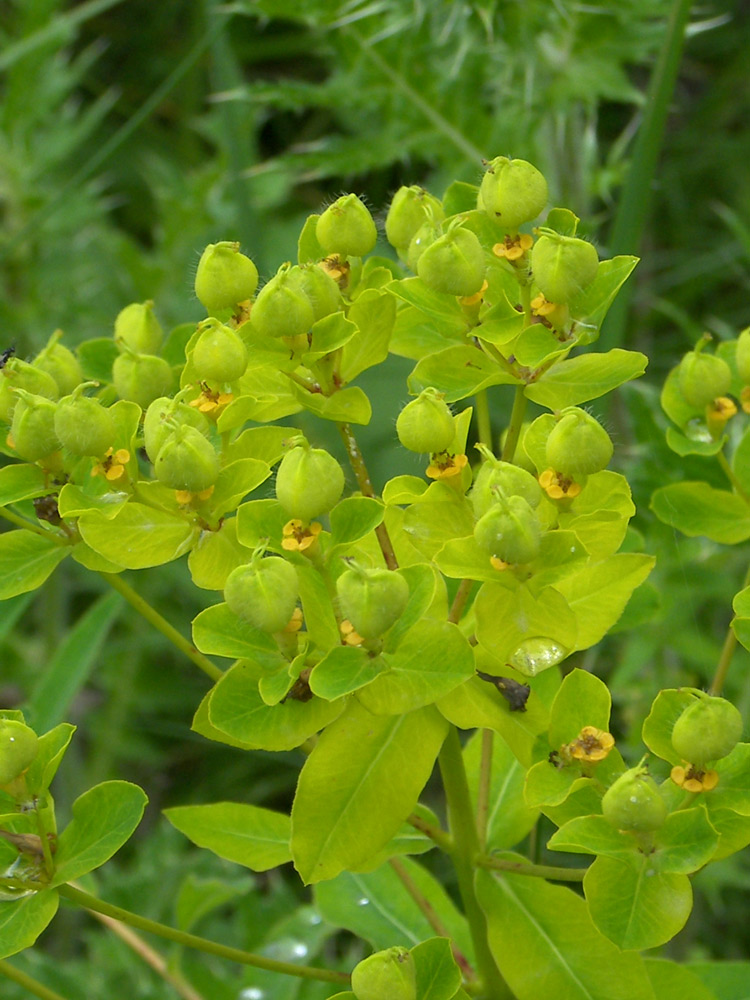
[0,530,68,599]
[476,867,657,1000]
[50,781,148,886]
[0,891,59,960]
[291,701,448,883]
[164,802,291,871]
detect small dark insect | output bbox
[0,344,16,370]
[548,750,564,769]
[282,670,313,704]
[476,671,530,712]
[33,495,61,526]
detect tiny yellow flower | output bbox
[281,519,322,552]
[740,386,750,414]
[339,619,364,646]
[670,763,719,793]
[175,485,215,506]
[91,447,130,482]
[489,555,509,571]
[539,467,581,500]
[189,385,234,417]
[318,254,350,290]
[706,395,737,438]
[426,452,468,480]
[567,726,615,763]
[493,233,533,262]
[459,279,489,306]
[531,292,558,316]
[284,607,304,633]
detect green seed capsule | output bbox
[473,494,541,564]
[10,392,60,462]
[602,767,668,833]
[545,407,613,478]
[112,352,173,409]
[671,695,743,766]
[351,947,417,1000]
[154,424,220,493]
[114,301,163,355]
[224,556,299,633]
[275,440,345,522]
[194,241,259,314]
[417,226,486,297]
[477,156,548,231]
[406,220,441,273]
[396,388,454,453]
[252,268,315,340]
[336,564,410,639]
[531,231,599,304]
[286,263,342,321]
[33,331,82,395]
[471,445,543,519]
[316,194,377,257]
[192,318,248,383]
[385,185,444,251]
[143,396,210,464]
[0,359,59,424]
[677,350,732,410]
[736,327,750,384]
[0,720,39,785]
[54,385,115,457]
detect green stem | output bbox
[0,505,64,538]
[519,283,532,328]
[448,577,474,625]
[476,730,494,852]
[717,451,750,505]
[710,623,738,697]
[0,960,70,1000]
[500,386,528,463]
[407,811,453,852]
[337,422,398,570]
[58,884,349,986]
[99,573,223,682]
[439,727,513,1000]
[603,0,694,348]
[475,389,493,451]
[476,855,586,882]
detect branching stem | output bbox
[337,421,398,569]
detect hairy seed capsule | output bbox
[385,185,444,251]
[143,396,211,464]
[224,556,299,633]
[671,695,743,767]
[252,268,315,340]
[477,156,548,231]
[10,392,60,462]
[112,353,173,409]
[192,318,248,383]
[33,331,82,395]
[54,387,115,457]
[275,441,345,522]
[336,565,410,639]
[351,947,417,1000]
[531,231,599,303]
[286,264,342,322]
[396,388,454,453]
[114,301,163,355]
[677,350,732,410]
[0,720,39,785]
[417,226,486,297]
[316,194,377,257]
[194,241,259,314]
[0,359,59,424]
[154,424,220,493]
[602,767,668,833]
[473,495,541,564]
[471,447,543,519]
[545,407,613,478]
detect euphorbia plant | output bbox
[0,155,747,1000]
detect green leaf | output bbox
[545,208,579,237]
[660,366,700,429]
[298,213,324,262]
[666,427,725,457]
[0,463,49,505]
[650,483,750,544]
[77,337,119,383]
[57,482,129,520]
[27,592,123,732]
[0,891,59,960]
[583,855,692,950]
[390,305,466,361]
[356,619,475,715]
[236,498,291,550]
[306,311,358,362]
[650,807,719,873]
[558,470,635,557]
[387,277,466,328]
[224,425,300,466]
[291,701,448,882]
[572,256,639,333]
[50,781,148,886]
[524,760,591,809]
[465,731,538,850]
[475,297,526,347]
[442,180,479,215]
[402,484,476,559]
[309,645,386,701]
[164,802,291,871]
[205,458,271,520]
[291,383,372,425]
[408,345,519,402]
[188,518,254,591]
[524,349,648,409]
[191,603,282,666]
[644,960,718,1000]
[642,688,701,765]
[0,530,68,599]
[296,560,341,650]
[553,554,655,650]
[386,564,439,650]
[548,669,612,749]
[329,496,384,549]
[412,937,463,1000]
[476,867,656,1000]
[208,662,345,751]
[78,502,199,569]
[548,815,634,858]
[686,959,750,1000]
[355,803,441,872]
[191,691,255,750]
[314,857,473,958]
[340,289,396,382]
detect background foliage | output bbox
[1,0,750,995]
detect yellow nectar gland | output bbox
[426,452,468,480]
[670,763,719,793]
[706,396,737,437]
[175,485,215,506]
[91,447,130,482]
[740,387,750,415]
[189,386,234,417]
[459,279,489,306]
[285,607,304,633]
[281,519,322,553]
[564,726,615,764]
[539,467,581,500]
[489,555,510,572]
[339,619,364,646]
[493,233,533,262]
[318,254,350,290]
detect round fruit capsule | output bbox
[351,946,417,1000]
[385,185,444,252]
[602,767,668,833]
[154,424,220,493]
[396,388,454,453]
[194,241,259,314]
[251,267,315,340]
[0,719,39,785]
[275,440,345,523]
[10,391,60,462]
[192,318,248,383]
[671,694,743,767]
[316,194,377,257]
[531,230,599,304]
[112,352,174,409]
[336,564,410,639]
[54,384,115,457]
[406,220,441,273]
[736,327,750,384]
[114,300,163,355]
[477,156,548,231]
[0,359,59,424]
[677,350,731,410]
[224,555,299,634]
[470,446,543,519]
[417,226,486,297]
[33,331,82,396]
[473,494,541,564]
[143,395,210,464]
[545,407,613,478]
[286,263,342,322]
